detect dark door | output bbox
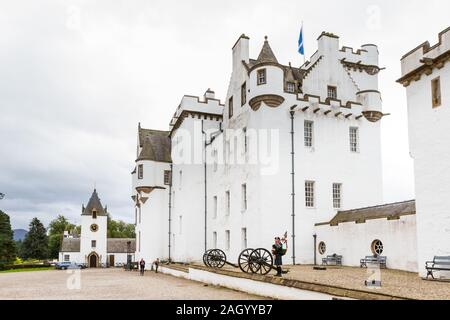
[109,255,115,267]
[89,254,97,268]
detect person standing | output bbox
[139,258,145,276]
[272,237,286,277]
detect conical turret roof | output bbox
[256,36,278,64]
[82,189,107,216]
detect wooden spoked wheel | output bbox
[207,249,226,269]
[203,249,213,267]
[238,248,255,274]
[249,248,273,275]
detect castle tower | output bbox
[80,189,108,267]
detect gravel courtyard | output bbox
[0,268,265,300]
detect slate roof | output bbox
[256,37,278,64]
[137,126,172,163]
[107,238,136,253]
[60,238,80,252]
[82,189,107,216]
[60,238,136,253]
[316,200,416,226]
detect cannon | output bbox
[203,248,275,275]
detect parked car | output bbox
[55,262,84,270]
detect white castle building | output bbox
[398,27,450,277]
[59,189,135,267]
[132,29,449,277]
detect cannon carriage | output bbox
[203,248,276,275]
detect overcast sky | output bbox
[0,0,448,229]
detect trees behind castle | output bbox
[0,210,16,264]
[48,215,76,259]
[21,218,49,260]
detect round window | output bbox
[90,224,99,232]
[371,239,383,255]
[318,241,326,255]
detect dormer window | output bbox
[287,82,295,93]
[257,69,266,85]
[92,210,97,219]
[327,86,337,99]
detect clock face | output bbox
[90,224,98,232]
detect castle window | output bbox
[64,255,70,262]
[304,121,314,147]
[138,164,143,179]
[241,82,247,106]
[241,228,247,249]
[213,196,218,219]
[257,69,266,85]
[225,191,230,216]
[327,86,337,99]
[243,128,248,155]
[318,241,326,255]
[241,184,247,212]
[305,181,315,208]
[333,183,342,209]
[91,240,96,248]
[371,239,384,255]
[228,96,234,119]
[164,170,171,186]
[349,127,359,152]
[92,210,97,219]
[431,77,441,108]
[287,82,295,93]
[225,230,230,250]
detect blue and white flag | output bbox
[298,26,305,55]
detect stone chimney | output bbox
[232,33,250,72]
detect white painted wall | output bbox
[80,213,107,265]
[401,28,450,277]
[316,215,417,272]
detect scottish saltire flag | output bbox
[298,26,305,55]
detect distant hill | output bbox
[13,229,27,241]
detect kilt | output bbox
[274,254,283,266]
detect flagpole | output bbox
[302,21,306,65]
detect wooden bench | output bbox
[360,255,387,269]
[322,254,342,266]
[425,256,450,279]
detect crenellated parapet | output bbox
[398,26,450,87]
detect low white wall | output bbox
[315,215,418,272]
[160,266,337,300]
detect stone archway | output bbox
[88,252,99,268]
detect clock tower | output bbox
[80,189,108,267]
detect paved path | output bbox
[0,268,266,300]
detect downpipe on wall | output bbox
[290,106,297,265]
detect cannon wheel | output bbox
[207,249,226,269]
[238,248,256,273]
[249,248,273,275]
[203,249,213,267]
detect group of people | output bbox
[138,258,159,276]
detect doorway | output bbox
[109,255,115,267]
[88,253,98,268]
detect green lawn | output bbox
[0,267,55,273]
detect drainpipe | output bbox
[290,108,297,265]
[202,121,207,252]
[168,163,173,263]
[313,234,317,265]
